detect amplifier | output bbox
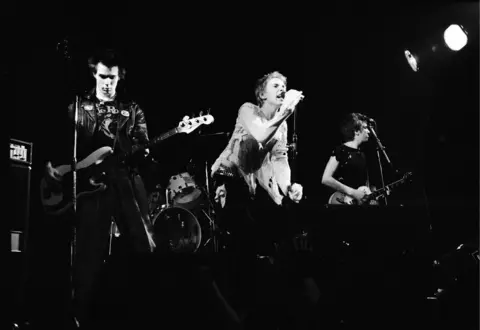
[10,138,33,253]
[10,138,33,166]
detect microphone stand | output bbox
[71,96,79,299]
[58,36,78,312]
[287,103,305,238]
[203,160,218,253]
[289,105,299,182]
[368,123,392,205]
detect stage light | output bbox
[443,24,468,51]
[404,23,469,72]
[404,49,419,72]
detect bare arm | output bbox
[238,88,303,145]
[321,156,355,196]
[238,103,293,145]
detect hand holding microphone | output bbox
[280,89,304,113]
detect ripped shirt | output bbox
[211,102,290,205]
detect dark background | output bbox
[6,1,479,325]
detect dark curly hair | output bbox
[340,112,369,142]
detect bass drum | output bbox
[152,207,202,254]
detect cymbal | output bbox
[198,132,230,137]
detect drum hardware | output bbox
[199,160,224,253]
[106,217,120,262]
[146,155,229,254]
[165,188,171,208]
[199,208,217,249]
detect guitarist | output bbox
[321,112,373,205]
[43,48,155,328]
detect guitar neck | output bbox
[118,128,178,163]
[146,128,178,149]
[368,178,406,200]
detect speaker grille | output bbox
[10,163,31,233]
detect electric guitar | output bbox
[40,114,214,215]
[328,172,413,205]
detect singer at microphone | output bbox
[209,71,305,309]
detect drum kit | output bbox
[103,128,230,259]
[146,135,230,255]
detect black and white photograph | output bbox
[8,2,479,329]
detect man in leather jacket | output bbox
[44,48,155,328]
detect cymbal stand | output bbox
[165,188,171,208]
[202,160,218,252]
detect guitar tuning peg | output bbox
[207,108,211,115]
[183,115,189,121]
[199,110,203,116]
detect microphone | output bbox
[365,116,376,125]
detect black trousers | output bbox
[71,167,154,325]
[218,176,298,250]
[215,176,298,310]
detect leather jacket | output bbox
[67,89,153,228]
[67,88,149,162]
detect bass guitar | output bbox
[328,172,412,205]
[40,114,214,215]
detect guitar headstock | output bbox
[177,114,215,134]
[402,172,413,182]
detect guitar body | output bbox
[40,147,114,215]
[327,172,413,206]
[328,186,374,205]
